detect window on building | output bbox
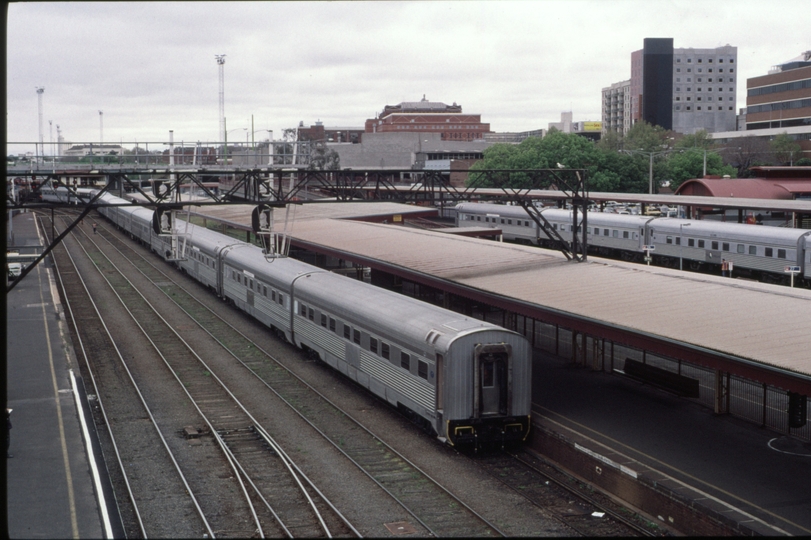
[730,59,734,63]
[697,106,702,110]
[676,68,681,72]
[688,58,692,63]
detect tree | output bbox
[674,129,714,150]
[622,121,673,153]
[309,144,341,170]
[468,131,647,192]
[770,133,802,165]
[720,136,770,177]
[663,150,736,191]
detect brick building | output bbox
[297,120,365,144]
[746,51,811,131]
[364,96,491,142]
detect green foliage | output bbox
[674,130,713,150]
[796,157,811,166]
[770,133,802,165]
[663,149,736,190]
[469,130,648,192]
[622,121,672,153]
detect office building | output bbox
[745,51,811,130]
[627,39,737,134]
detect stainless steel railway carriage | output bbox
[455,202,811,286]
[94,191,532,447]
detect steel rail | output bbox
[93,214,506,537]
[47,211,215,538]
[75,216,340,538]
[41,211,146,539]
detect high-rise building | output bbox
[627,39,737,134]
[745,51,811,130]
[601,79,631,135]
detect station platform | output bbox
[5,210,118,539]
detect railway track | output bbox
[48,211,358,538]
[475,449,668,536]
[88,210,508,537]
[48,207,674,537]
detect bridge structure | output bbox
[5,165,590,292]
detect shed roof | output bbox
[674,177,811,199]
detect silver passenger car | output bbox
[97,192,533,447]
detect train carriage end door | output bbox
[474,344,511,417]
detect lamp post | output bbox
[679,222,691,271]
[622,146,674,194]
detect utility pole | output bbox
[36,87,44,161]
[216,55,226,145]
[99,110,104,146]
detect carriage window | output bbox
[603,229,609,236]
[278,294,284,306]
[308,308,314,321]
[381,343,390,360]
[501,218,505,224]
[250,279,254,289]
[320,314,327,327]
[418,360,428,379]
[482,361,494,387]
[765,247,773,257]
[329,317,336,332]
[299,303,307,317]
[712,241,719,250]
[353,329,361,344]
[507,219,512,225]
[777,249,786,259]
[749,245,757,255]
[343,325,351,339]
[698,240,705,248]
[737,244,745,254]
[722,243,730,251]
[263,286,267,296]
[688,238,695,247]
[370,337,378,354]
[401,352,410,370]
[666,236,673,244]
[272,290,276,301]
[613,230,618,238]
[623,231,629,239]
[675,237,681,245]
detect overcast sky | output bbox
[6,1,811,155]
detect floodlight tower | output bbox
[36,87,44,159]
[216,54,226,144]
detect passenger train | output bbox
[94,192,532,447]
[454,202,811,286]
